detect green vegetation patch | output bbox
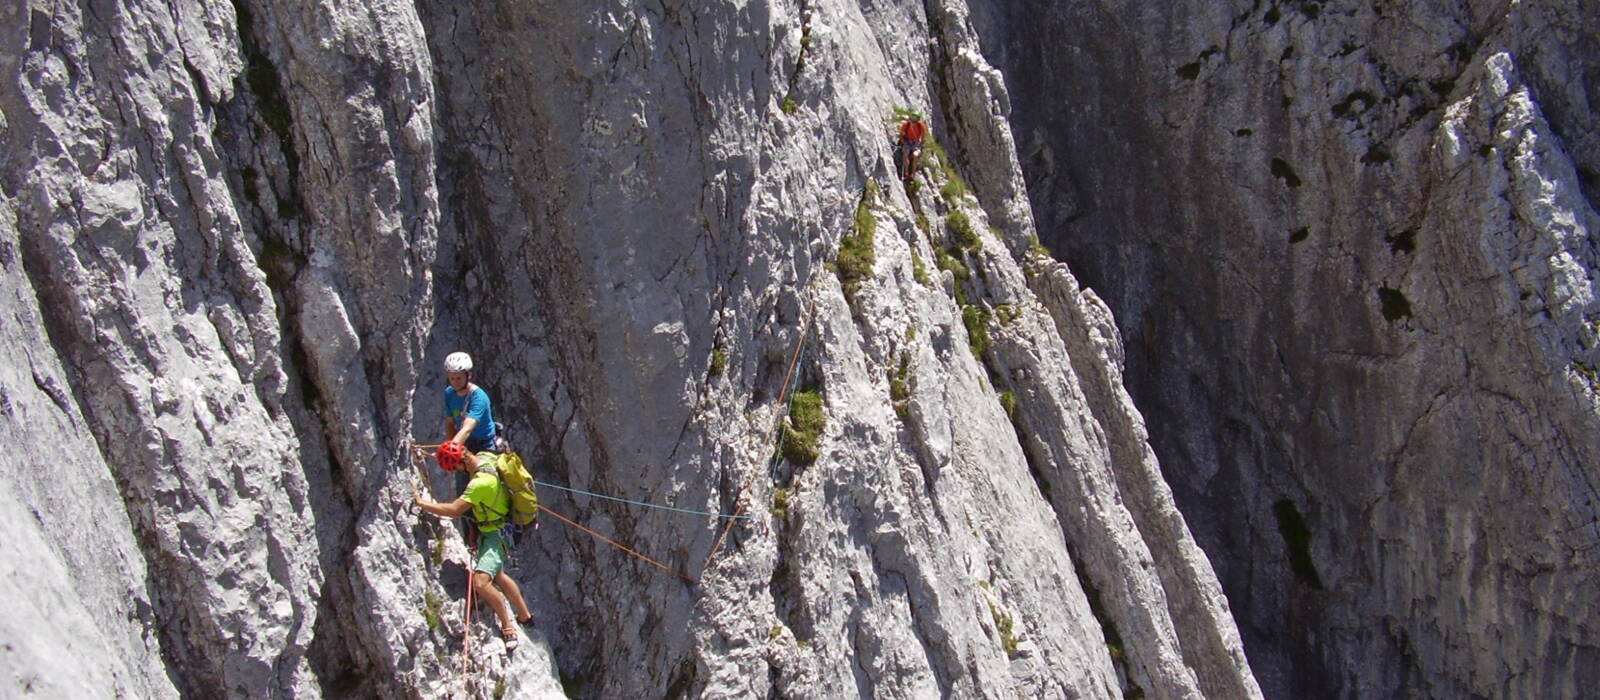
[890,105,922,123]
[995,304,1021,325]
[947,210,979,250]
[771,487,790,519]
[987,600,1021,658]
[912,254,931,285]
[709,347,728,377]
[889,353,912,421]
[935,247,969,282]
[925,138,969,199]
[1028,236,1051,260]
[940,179,967,202]
[998,390,1018,421]
[835,191,878,298]
[1575,362,1600,392]
[781,391,825,465]
[423,592,443,631]
[962,305,991,359]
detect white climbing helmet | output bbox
[444,352,473,373]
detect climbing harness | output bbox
[408,285,816,647]
[412,444,713,584]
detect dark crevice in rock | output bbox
[1063,541,1139,699]
[230,0,301,208]
[1378,286,1413,321]
[305,571,368,696]
[662,656,700,699]
[1386,228,1417,255]
[1272,499,1324,589]
[1269,157,1303,188]
[779,1,813,115]
[768,525,812,644]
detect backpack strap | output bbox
[471,463,510,528]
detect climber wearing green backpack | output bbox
[416,441,535,650]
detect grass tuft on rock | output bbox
[947,210,980,250]
[1028,236,1053,263]
[962,305,991,359]
[996,304,1021,325]
[987,600,1021,659]
[835,191,878,298]
[998,390,1018,421]
[771,487,790,519]
[423,592,443,631]
[889,353,912,420]
[781,391,825,465]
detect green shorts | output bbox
[474,529,507,578]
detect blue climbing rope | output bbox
[534,480,755,520]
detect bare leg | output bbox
[495,571,532,621]
[473,571,513,630]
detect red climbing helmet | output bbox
[436,441,466,471]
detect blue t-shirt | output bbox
[444,385,496,446]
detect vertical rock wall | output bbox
[2,0,1273,698]
[971,0,1600,696]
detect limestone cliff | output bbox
[970,0,1600,697]
[5,0,1591,699]
[0,0,1258,698]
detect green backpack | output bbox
[477,452,539,526]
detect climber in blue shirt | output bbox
[442,351,500,454]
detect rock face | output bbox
[970,0,1600,697]
[10,0,1591,699]
[1,0,1263,697]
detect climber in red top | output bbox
[896,112,928,183]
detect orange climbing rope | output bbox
[407,293,816,595]
[699,298,817,575]
[540,504,692,582]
